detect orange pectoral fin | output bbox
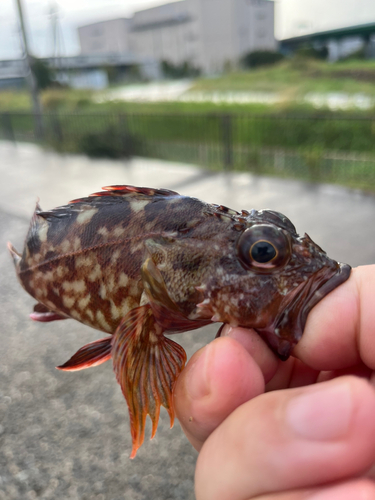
[111,305,187,459]
[57,337,112,371]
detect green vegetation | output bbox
[0,90,31,111]
[190,59,375,98]
[2,110,374,192]
[77,126,143,159]
[30,58,55,90]
[241,50,284,69]
[161,60,200,79]
[1,57,375,192]
[3,58,375,115]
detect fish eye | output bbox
[250,240,277,263]
[237,225,291,271]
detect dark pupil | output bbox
[251,241,276,263]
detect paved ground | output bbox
[1,141,375,500]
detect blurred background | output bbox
[1,1,375,499]
[1,0,375,188]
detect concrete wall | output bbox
[79,19,131,55]
[189,0,236,72]
[190,0,276,73]
[130,2,195,65]
[78,0,276,74]
[236,0,276,55]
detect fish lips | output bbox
[256,262,351,361]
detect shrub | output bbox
[341,47,366,61]
[241,51,284,69]
[41,89,69,110]
[161,60,200,78]
[294,44,329,61]
[77,126,143,158]
[41,89,93,111]
[30,58,54,90]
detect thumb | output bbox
[195,376,375,500]
[174,336,265,450]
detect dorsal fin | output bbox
[22,200,50,251]
[70,185,179,204]
[36,205,81,221]
[7,242,21,267]
[37,186,181,220]
[102,185,179,196]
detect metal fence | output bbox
[1,111,375,191]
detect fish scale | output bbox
[8,184,351,457]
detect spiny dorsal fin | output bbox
[7,242,21,267]
[36,206,78,220]
[70,185,179,204]
[25,201,50,248]
[102,185,179,196]
[37,186,181,218]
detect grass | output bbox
[1,110,375,192]
[1,58,375,192]
[0,88,94,114]
[191,59,375,97]
[2,58,375,116]
[0,91,31,111]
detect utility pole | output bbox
[15,0,44,139]
[49,0,65,71]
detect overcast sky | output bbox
[1,0,375,59]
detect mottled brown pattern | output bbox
[9,185,351,457]
[11,184,351,355]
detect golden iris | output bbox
[237,224,291,271]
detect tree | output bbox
[30,58,54,90]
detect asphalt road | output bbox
[1,141,375,500]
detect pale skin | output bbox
[174,265,375,500]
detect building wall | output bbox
[189,0,236,72]
[236,0,277,56]
[78,0,276,73]
[190,0,276,72]
[129,1,196,65]
[78,19,131,55]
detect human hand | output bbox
[174,265,375,500]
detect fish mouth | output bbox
[256,262,351,361]
[299,262,351,339]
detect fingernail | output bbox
[286,381,353,441]
[185,344,213,400]
[220,324,231,337]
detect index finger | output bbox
[293,265,375,371]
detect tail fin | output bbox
[7,242,21,269]
[111,305,186,458]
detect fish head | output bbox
[192,209,351,360]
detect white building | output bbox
[78,0,276,74]
[130,1,196,67]
[189,0,276,72]
[280,22,375,62]
[79,18,131,56]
